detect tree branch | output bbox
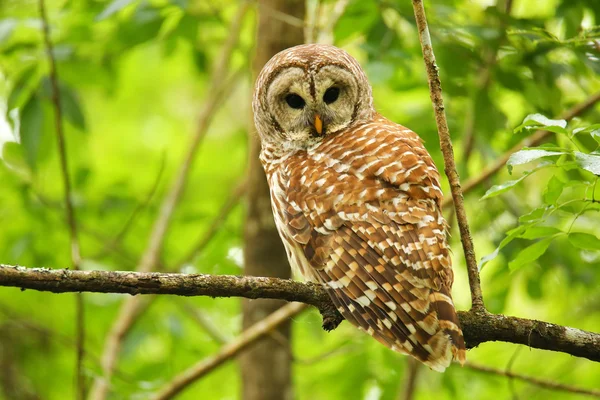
[89,4,252,398]
[465,362,600,398]
[151,302,307,400]
[38,1,85,397]
[411,0,484,310]
[1,265,598,362]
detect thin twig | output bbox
[173,180,246,269]
[411,0,484,311]
[88,4,252,398]
[177,299,229,344]
[465,362,600,398]
[258,2,305,28]
[0,305,134,384]
[442,90,600,209]
[1,265,599,362]
[38,1,85,397]
[293,341,355,365]
[93,155,166,260]
[151,303,307,400]
[33,191,139,265]
[506,346,523,400]
[398,357,421,400]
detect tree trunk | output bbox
[241,1,305,400]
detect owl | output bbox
[252,44,466,371]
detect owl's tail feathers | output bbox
[423,287,466,372]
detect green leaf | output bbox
[543,175,563,204]
[519,206,548,223]
[507,149,566,170]
[481,178,525,199]
[574,152,600,175]
[519,226,561,239]
[572,124,600,140]
[60,85,86,130]
[7,65,39,112]
[527,114,566,128]
[514,113,567,133]
[568,232,600,250]
[97,0,138,21]
[19,95,45,170]
[1,141,27,170]
[158,6,184,39]
[508,237,554,271]
[481,164,551,200]
[479,225,527,270]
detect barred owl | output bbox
[252,44,466,371]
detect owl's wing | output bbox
[279,118,466,371]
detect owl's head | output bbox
[253,44,374,153]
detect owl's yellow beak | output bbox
[314,114,323,135]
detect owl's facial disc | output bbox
[266,65,360,149]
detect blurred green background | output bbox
[1,0,600,399]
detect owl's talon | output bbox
[321,307,344,332]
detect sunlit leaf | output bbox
[572,124,600,140]
[507,149,566,170]
[508,237,554,271]
[574,152,600,175]
[568,232,600,250]
[526,114,565,128]
[514,113,567,133]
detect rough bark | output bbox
[241,1,305,399]
[1,265,598,363]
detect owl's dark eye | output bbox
[285,94,305,109]
[323,87,340,104]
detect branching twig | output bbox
[177,299,230,344]
[411,0,484,310]
[38,1,85,397]
[399,358,421,400]
[93,155,166,260]
[1,265,599,362]
[465,362,600,398]
[88,4,252,398]
[151,303,307,400]
[173,180,246,269]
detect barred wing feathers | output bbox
[269,116,466,371]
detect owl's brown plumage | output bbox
[253,44,466,371]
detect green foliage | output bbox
[1,0,600,399]
[480,114,600,274]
